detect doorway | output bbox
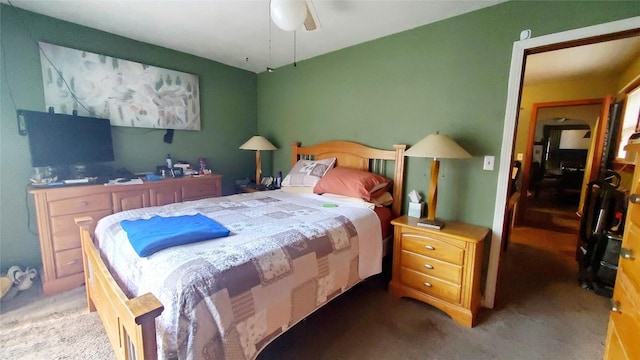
[483,16,640,309]
[519,100,603,233]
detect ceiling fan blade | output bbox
[304,1,318,31]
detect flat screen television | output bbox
[19,110,115,168]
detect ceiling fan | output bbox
[270,0,319,32]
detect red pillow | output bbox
[313,167,391,201]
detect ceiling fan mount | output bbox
[270,0,318,32]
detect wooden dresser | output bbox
[388,215,488,327]
[604,144,640,359]
[29,174,222,296]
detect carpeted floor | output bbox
[0,226,610,359]
[0,284,113,359]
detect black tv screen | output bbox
[20,110,115,167]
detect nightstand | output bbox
[388,215,489,327]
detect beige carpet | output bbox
[0,226,610,359]
[0,285,114,360]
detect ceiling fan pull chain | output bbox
[294,31,297,67]
[267,1,274,72]
[268,1,273,72]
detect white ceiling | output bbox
[3,0,506,73]
[524,36,640,85]
[3,0,639,81]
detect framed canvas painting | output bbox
[39,42,200,130]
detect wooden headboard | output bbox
[292,141,407,218]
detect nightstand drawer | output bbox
[401,250,462,284]
[402,233,464,265]
[400,268,461,304]
[49,193,111,217]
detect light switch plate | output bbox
[516,153,524,161]
[483,155,495,171]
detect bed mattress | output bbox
[94,190,383,359]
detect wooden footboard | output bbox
[76,216,163,360]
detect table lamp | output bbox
[405,132,471,229]
[240,135,278,184]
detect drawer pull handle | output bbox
[630,194,640,204]
[424,264,434,269]
[78,201,88,207]
[620,248,635,260]
[423,282,432,287]
[66,259,79,266]
[610,300,622,313]
[425,245,435,250]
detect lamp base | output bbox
[416,218,445,230]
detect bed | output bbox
[76,141,407,360]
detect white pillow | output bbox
[281,158,336,187]
[321,193,375,210]
[280,186,315,194]
[321,192,393,209]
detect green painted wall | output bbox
[258,1,640,227]
[0,5,257,271]
[2,1,639,274]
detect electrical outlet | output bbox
[483,155,495,171]
[516,153,524,161]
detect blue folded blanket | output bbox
[120,214,230,257]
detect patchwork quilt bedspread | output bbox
[94,190,382,359]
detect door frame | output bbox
[518,98,605,224]
[484,16,640,309]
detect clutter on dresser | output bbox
[105,178,144,186]
[198,158,207,174]
[275,171,283,189]
[29,166,58,185]
[158,160,206,178]
[174,162,196,175]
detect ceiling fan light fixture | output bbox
[270,0,307,31]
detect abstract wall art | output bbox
[38,42,200,130]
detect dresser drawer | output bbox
[619,224,640,289]
[49,193,111,217]
[402,233,464,265]
[182,180,219,200]
[628,175,640,228]
[50,209,112,252]
[609,269,640,359]
[605,321,628,360]
[55,248,83,278]
[400,268,461,304]
[401,250,462,284]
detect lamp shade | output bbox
[270,0,307,32]
[405,132,471,159]
[239,136,277,151]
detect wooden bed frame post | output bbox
[392,144,407,218]
[76,216,163,360]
